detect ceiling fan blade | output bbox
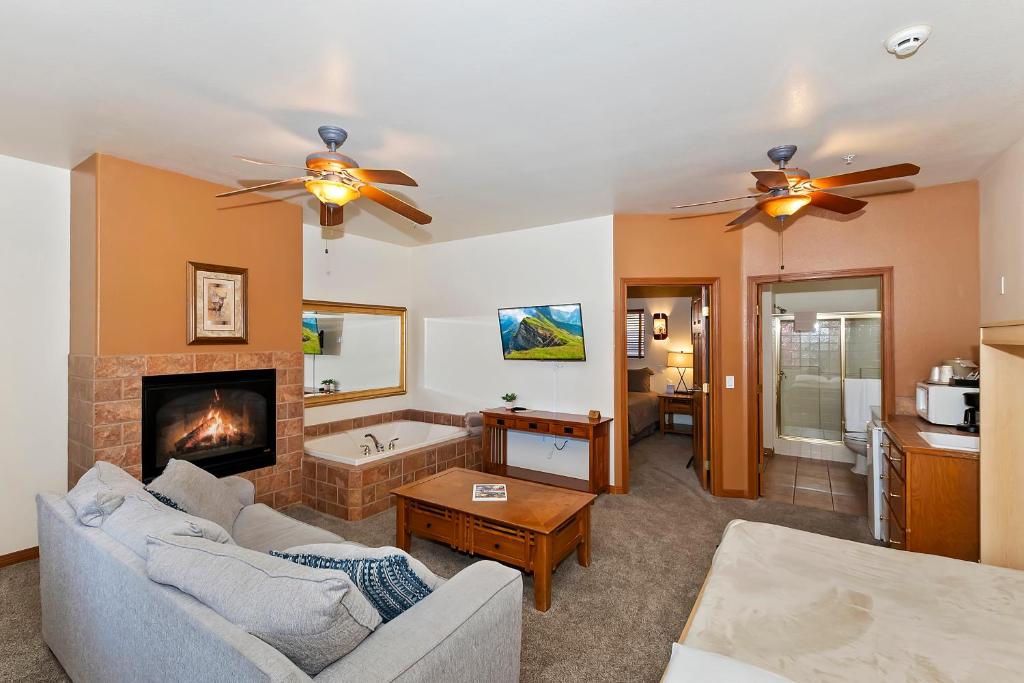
[215,177,311,198]
[808,163,920,190]
[726,205,762,227]
[808,191,867,215]
[320,202,344,227]
[357,184,432,225]
[672,194,760,209]
[345,168,418,186]
[235,155,319,174]
[751,170,790,189]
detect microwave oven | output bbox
[915,382,974,426]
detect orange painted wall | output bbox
[614,180,980,498]
[71,155,303,355]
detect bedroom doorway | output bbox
[616,278,721,494]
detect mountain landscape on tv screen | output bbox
[499,304,586,360]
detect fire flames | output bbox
[174,390,248,454]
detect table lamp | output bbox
[667,351,693,392]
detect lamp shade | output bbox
[758,193,811,219]
[667,351,693,369]
[652,313,668,340]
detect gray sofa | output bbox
[36,475,523,683]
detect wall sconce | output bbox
[652,313,668,340]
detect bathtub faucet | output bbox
[388,438,400,451]
[364,433,384,453]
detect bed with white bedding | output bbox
[674,521,1024,682]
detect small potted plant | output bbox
[320,378,337,394]
[501,392,518,410]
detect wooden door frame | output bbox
[746,266,895,496]
[615,277,723,495]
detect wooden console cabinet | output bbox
[881,416,980,561]
[480,408,611,493]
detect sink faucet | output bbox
[364,433,383,453]
[388,437,400,451]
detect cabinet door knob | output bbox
[425,522,432,529]
[494,543,501,549]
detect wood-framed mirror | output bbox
[302,300,407,407]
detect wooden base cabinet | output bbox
[882,417,980,562]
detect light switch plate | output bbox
[726,375,735,389]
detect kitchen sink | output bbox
[918,431,980,452]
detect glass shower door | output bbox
[776,317,842,441]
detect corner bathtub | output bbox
[304,420,469,466]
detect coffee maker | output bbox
[957,392,980,433]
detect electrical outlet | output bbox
[726,375,735,389]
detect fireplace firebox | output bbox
[141,369,276,481]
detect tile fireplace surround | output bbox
[68,351,304,509]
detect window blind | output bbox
[626,309,645,358]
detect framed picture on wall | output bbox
[187,261,248,344]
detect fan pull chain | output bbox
[778,219,786,276]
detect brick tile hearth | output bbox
[68,350,304,509]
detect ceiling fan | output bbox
[216,125,431,227]
[672,145,920,227]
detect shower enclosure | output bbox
[774,312,881,443]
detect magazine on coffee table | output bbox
[472,483,508,502]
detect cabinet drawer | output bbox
[552,423,588,438]
[515,418,549,434]
[885,460,906,528]
[408,506,455,543]
[884,439,905,478]
[888,515,906,550]
[471,520,527,565]
[484,415,514,429]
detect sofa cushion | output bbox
[147,459,243,532]
[65,461,152,527]
[285,542,445,591]
[232,504,343,553]
[102,494,234,558]
[272,550,434,623]
[146,534,381,675]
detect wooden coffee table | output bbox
[391,467,596,611]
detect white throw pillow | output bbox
[146,534,381,675]
[102,495,234,558]
[65,461,151,526]
[662,643,795,682]
[147,458,244,532]
[284,542,446,590]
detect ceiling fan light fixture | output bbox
[305,177,360,206]
[758,193,811,219]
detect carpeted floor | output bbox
[0,433,874,682]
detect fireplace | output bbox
[141,369,276,481]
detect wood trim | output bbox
[615,277,722,495]
[0,546,39,568]
[302,299,408,407]
[746,267,895,497]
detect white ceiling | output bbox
[3,2,1024,245]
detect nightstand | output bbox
[658,392,694,435]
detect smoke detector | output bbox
[885,25,932,57]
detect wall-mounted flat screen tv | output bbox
[498,303,586,361]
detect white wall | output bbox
[0,155,70,555]
[979,134,1024,326]
[303,228,414,424]
[410,216,615,482]
[771,277,881,314]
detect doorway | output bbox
[747,268,894,511]
[616,277,721,494]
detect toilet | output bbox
[843,378,882,475]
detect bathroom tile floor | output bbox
[762,454,868,516]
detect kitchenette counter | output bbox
[881,415,980,460]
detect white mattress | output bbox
[684,521,1024,682]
